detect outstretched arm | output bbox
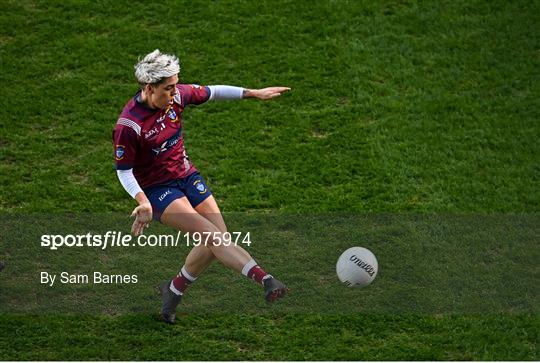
[207,85,290,101]
[243,87,291,100]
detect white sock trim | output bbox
[241,259,258,277]
[181,266,197,282]
[169,280,182,296]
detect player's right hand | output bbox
[130,202,153,236]
[249,87,291,100]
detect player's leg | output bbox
[193,194,227,231]
[161,197,250,272]
[182,243,215,276]
[144,182,217,277]
[193,195,252,261]
[156,175,287,323]
[143,184,216,323]
[191,194,287,303]
[179,195,224,277]
[156,197,223,323]
[163,197,287,297]
[171,196,256,298]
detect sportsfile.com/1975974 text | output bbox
[40,231,252,250]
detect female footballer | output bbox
[113,49,290,323]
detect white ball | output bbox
[336,247,378,287]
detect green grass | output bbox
[1,0,538,213]
[0,0,538,360]
[0,314,537,360]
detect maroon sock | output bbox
[170,273,192,295]
[247,265,270,284]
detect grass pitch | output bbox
[0,0,538,360]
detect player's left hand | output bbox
[130,202,152,236]
[249,87,291,100]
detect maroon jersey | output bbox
[113,84,210,188]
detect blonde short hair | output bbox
[134,49,180,85]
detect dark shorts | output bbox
[143,172,212,221]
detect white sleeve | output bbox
[117,169,143,198]
[208,85,244,101]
